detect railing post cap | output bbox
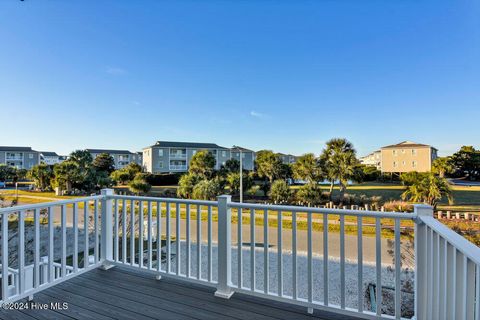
[414,204,434,216]
[217,194,232,202]
[101,188,114,196]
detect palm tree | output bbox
[320,138,358,199]
[432,157,454,178]
[401,173,453,209]
[292,153,323,184]
[27,164,53,191]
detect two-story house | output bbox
[380,141,438,173]
[277,153,297,165]
[359,150,382,170]
[0,146,40,170]
[40,152,66,165]
[86,149,142,169]
[143,141,256,174]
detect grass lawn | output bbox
[291,182,480,212]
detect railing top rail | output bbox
[229,202,416,219]
[419,215,480,265]
[109,194,217,206]
[0,195,105,214]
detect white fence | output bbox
[1,189,480,320]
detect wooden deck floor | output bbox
[0,267,359,320]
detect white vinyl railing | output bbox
[1,189,480,320]
[0,192,106,302]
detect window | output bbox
[393,161,397,168]
[242,153,246,158]
[412,149,417,156]
[158,149,163,157]
[401,149,405,154]
[402,161,406,166]
[393,150,397,156]
[221,151,226,157]
[192,150,196,155]
[158,162,163,168]
[29,154,34,159]
[412,161,417,168]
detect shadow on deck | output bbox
[0,267,360,320]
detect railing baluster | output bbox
[323,213,328,306]
[147,201,153,269]
[166,203,171,274]
[250,208,255,291]
[196,204,201,280]
[277,210,282,297]
[73,203,78,273]
[455,253,467,320]
[122,199,127,264]
[357,216,363,313]
[139,201,144,268]
[83,202,88,269]
[446,243,456,319]
[307,212,313,304]
[476,264,480,320]
[94,200,99,264]
[61,205,67,277]
[114,199,119,262]
[427,228,433,316]
[1,213,8,300]
[186,204,190,277]
[157,201,161,273]
[18,211,25,294]
[263,209,268,294]
[130,200,135,266]
[394,218,401,320]
[432,232,439,319]
[466,259,476,320]
[292,211,297,300]
[34,208,40,288]
[47,207,54,281]
[340,214,345,309]
[441,238,448,320]
[176,203,180,276]
[238,208,243,288]
[375,217,381,316]
[207,205,212,282]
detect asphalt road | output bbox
[16,201,402,265]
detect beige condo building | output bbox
[380,141,438,173]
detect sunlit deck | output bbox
[0,267,355,320]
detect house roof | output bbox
[40,151,59,157]
[0,146,36,152]
[149,141,228,149]
[86,149,135,155]
[381,141,437,150]
[231,145,254,152]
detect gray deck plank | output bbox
[32,293,114,320]
[44,286,156,320]
[113,267,331,320]
[83,269,278,320]
[62,276,224,320]
[56,280,195,320]
[1,266,359,320]
[0,309,37,320]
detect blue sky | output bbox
[0,0,479,157]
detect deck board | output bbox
[0,267,359,320]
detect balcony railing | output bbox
[0,190,479,320]
[169,153,187,159]
[169,165,187,170]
